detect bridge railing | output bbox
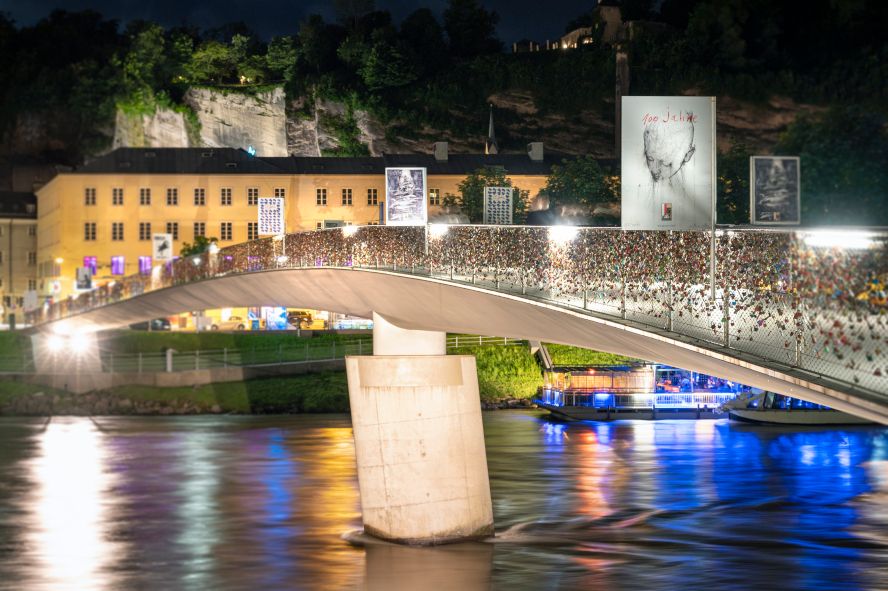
[30,226,888,395]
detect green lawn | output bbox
[449,344,542,401]
[101,330,370,354]
[545,344,640,366]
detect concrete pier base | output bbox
[346,354,494,544]
[345,312,494,545]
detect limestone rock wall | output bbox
[112,108,190,149]
[185,86,288,156]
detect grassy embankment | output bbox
[544,344,641,366]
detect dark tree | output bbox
[400,8,447,75]
[443,0,502,59]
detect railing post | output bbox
[723,283,730,348]
[195,350,200,370]
[138,353,142,374]
[450,260,454,281]
[278,344,283,364]
[455,335,459,348]
[359,339,363,356]
[667,277,674,332]
[620,277,627,320]
[332,340,336,359]
[223,347,228,367]
[583,289,588,310]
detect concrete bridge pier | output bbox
[345,313,494,545]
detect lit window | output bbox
[83,256,97,275]
[111,256,125,275]
[138,256,152,275]
[429,188,441,206]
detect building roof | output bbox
[74,148,286,175]
[66,148,573,177]
[0,191,37,219]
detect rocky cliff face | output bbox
[108,86,818,159]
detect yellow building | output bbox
[35,145,557,300]
[0,191,38,325]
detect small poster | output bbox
[385,167,427,226]
[152,233,174,262]
[258,197,285,235]
[750,156,801,225]
[23,290,38,312]
[483,187,514,225]
[75,267,93,291]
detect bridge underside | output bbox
[34,268,888,424]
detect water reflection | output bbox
[0,414,885,590]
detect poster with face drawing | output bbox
[750,156,800,225]
[385,167,427,225]
[621,96,715,230]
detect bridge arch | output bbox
[35,265,888,424]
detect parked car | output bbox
[129,318,171,331]
[211,316,246,331]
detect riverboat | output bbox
[721,391,873,425]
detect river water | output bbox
[0,412,886,590]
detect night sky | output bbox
[0,0,595,43]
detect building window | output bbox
[84,222,96,241]
[112,187,124,206]
[220,222,232,241]
[341,188,353,206]
[274,187,286,199]
[139,187,151,205]
[28,225,36,237]
[139,222,151,241]
[112,222,124,241]
[194,188,206,206]
[194,222,205,239]
[166,188,178,206]
[166,222,179,240]
[221,187,232,206]
[85,187,96,206]
[248,187,259,206]
[247,222,258,241]
[83,256,97,275]
[139,256,152,275]
[316,222,323,230]
[27,252,36,266]
[111,256,125,275]
[316,188,327,205]
[429,188,441,206]
[367,188,378,205]
[28,279,37,291]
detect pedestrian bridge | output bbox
[29,225,888,423]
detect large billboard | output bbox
[483,187,514,225]
[750,156,800,225]
[385,167,427,225]
[621,96,715,230]
[258,197,285,235]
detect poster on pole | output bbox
[384,167,427,226]
[152,233,174,262]
[621,96,715,230]
[75,267,93,291]
[483,187,514,225]
[258,197,285,235]
[750,156,800,225]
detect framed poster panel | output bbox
[621,96,715,230]
[258,197,285,235]
[483,187,514,225]
[152,233,174,262]
[385,167,427,226]
[750,156,801,225]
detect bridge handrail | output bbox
[29,225,888,395]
